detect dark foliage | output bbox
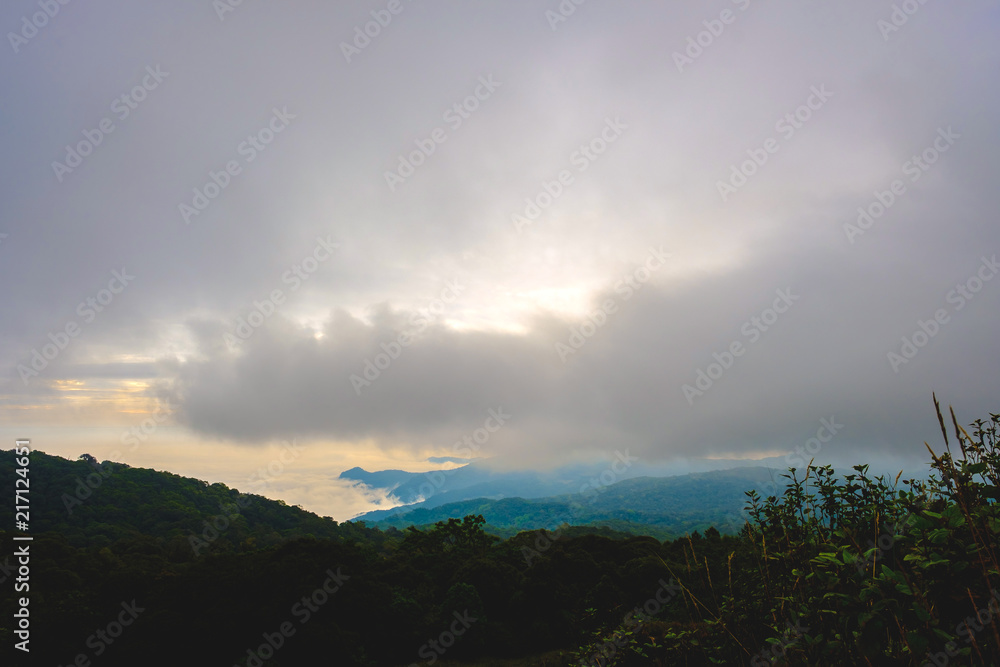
[1,398,997,666]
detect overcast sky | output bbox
[2,0,998,519]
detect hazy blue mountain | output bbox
[338,467,430,501]
[354,466,785,536]
[340,462,505,506]
[342,458,652,513]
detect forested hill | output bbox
[357,466,783,537]
[0,449,384,556]
[1,404,998,664]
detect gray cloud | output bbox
[2,0,998,478]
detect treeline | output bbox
[0,450,388,556]
[0,399,997,665]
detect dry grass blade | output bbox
[950,406,968,458]
[933,392,950,453]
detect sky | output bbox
[2,0,998,520]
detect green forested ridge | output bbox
[360,467,783,539]
[0,450,385,555]
[1,400,997,666]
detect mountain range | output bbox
[346,461,790,538]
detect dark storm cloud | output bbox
[1,1,997,468]
[169,235,999,464]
